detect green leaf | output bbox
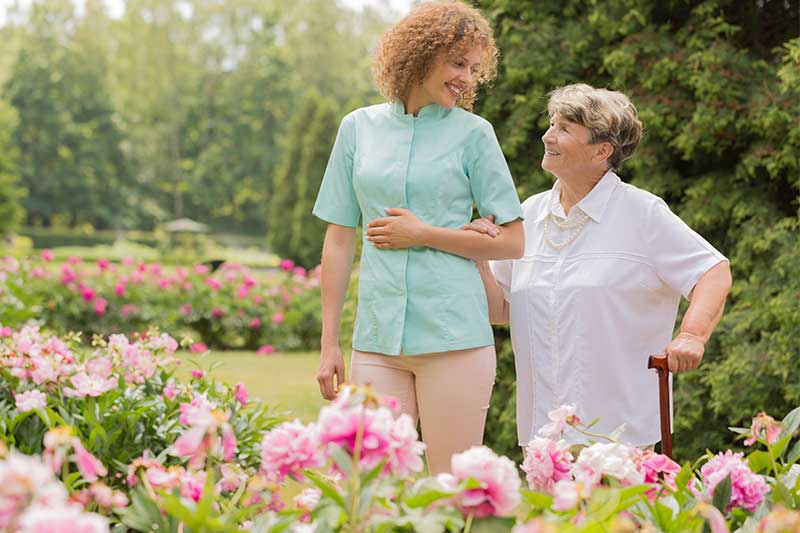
[711,473,732,513]
[520,489,553,509]
[746,450,772,473]
[780,406,800,440]
[329,446,353,477]
[787,439,800,465]
[305,470,346,508]
[470,516,517,532]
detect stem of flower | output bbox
[464,511,474,533]
[349,411,365,525]
[766,442,780,478]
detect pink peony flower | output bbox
[191,369,204,379]
[572,443,645,491]
[194,264,210,274]
[96,258,110,271]
[234,382,249,406]
[700,450,769,512]
[180,470,207,502]
[18,504,109,533]
[249,317,261,329]
[73,441,108,482]
[260,420,322,482]
[94,297,108,316]
[81,287,96,302]
[122,257,135,266]
[88,482,128,508]
[114,282,126,296]
[552,479,581,511]
[15,390,47,412]
[162,382,178,400]
[31,267,46,278]
[642,451,681,499]
[236,285,250,299]
[171,426,210,468]
[293,266,307,277]
[67,372,117,398]
[758,506,800,533]
[66,256,81,265]
[257,345,276,355]
[538,404,581,439]
[60,265,77,284]
[205,277,222,291]
[386,414,425,478]
[0,326,11,337]
[41,249,54,262]
[279,259,295,271]
[190,343,208,354]
[179,394,217,425]
[441,446,521,518]
[521,437,574,493]
[744,412,782,447]
[271,313,285,324]
[212,307,223,319]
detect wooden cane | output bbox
[647,355,672,459]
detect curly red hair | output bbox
[372,1,498,111]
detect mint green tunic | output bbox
[313,101,523,355]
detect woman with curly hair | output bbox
[312,1,524,473]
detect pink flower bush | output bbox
[257,344,276,355]
[641,451,681,499]
[0,452,68,530]
[191,343,208,353]
[15,390,47,412]
[521,437,573,493]
[234,382,249,406]
[438,446,521,518]
[260,420,323,482]
[700,450,769,512]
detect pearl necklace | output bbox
[543,208,590,250]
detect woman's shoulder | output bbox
[520,190,551,217]
[448,107,495,131]
[615,181,670,213]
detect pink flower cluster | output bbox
[521,437,573,493]
[171,393,237,469]
[700,450,769,512]
[316,387,425,478]
[437,446,521,518]
[43,427,108,482]
[0,451,109,532]
[261,420,323,482]
[744,412,782,447]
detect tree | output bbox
[0,99,25,236]
[4,1,132,229]
[474,0,800,459]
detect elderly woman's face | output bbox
[419,46,482,109]
[541,114,602,179]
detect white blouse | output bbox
[491,171,727,446]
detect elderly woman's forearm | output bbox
[420,220,524,260]
[320,225,357,348]
[680,261,732,342]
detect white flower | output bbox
[15,390,47,412]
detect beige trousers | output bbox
[350,345,496,475]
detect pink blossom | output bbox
[234,382,249,406]
[257,345,276,355]
[61,265,77,284]
[85,357,113,379]
[41,249,54,262]
[81,287,96,302]
[538,404,581,439]
[272,313,285,324]
[31,267,46,278]
[94,297,108,316]
[279,259,295,271]
[122,257,135,266]
[180,303,192,315]
[18,504,109,533]
[261,420,322,482]
[521,437,574,493]
[171,426,210,469]
[191,369,204,379]
[700,450,769,512]
[642,451,681,496]
[66,256,81,265]
[88,482,128,508]
[443,446,521,518]
[572,443,645,490]
[744,412,782,447]
[96,258,110,271]
[551,479,580,511]
[73,441,108,482]
[217,464,247,493]
[179,394,217,425]
[0,326,12,337]
[162,382,178,400]
[15,390,47,412]
[205,277,222,291]
[253,295,264,304]
[190,343,208,353]
[696,503,729,533]
[120,304,138,318]
[236,285,250,299]
[222,425,237,461]
[180,471,207,502]
[249,317,261,329]
[67,372,117,398]
[194,264,210,274]
[212,307,223,318]
[387,414,425,478]
[114,282,126,296]
[293,266,308,277]
[243,275,256,288]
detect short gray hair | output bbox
[547,83,643,170]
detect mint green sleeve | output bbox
[466,121,523,225]
[312,113,361,227]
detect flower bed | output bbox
[1,327,798,532]
[0,253,325,351]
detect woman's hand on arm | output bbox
[664,260,733,373]
[317,224,357,400]
[366,208,524,260]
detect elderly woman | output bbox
[312,1,523,474]
[469,83,732,448]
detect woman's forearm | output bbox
[680,261,732,342]
[320,224,357,348]
[476,260,509,324]
[420,220,524,260]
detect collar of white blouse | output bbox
[535,170,622,225]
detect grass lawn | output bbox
[178,350,345,422]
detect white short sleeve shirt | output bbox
[491,171,727,446]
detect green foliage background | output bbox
[475,0,800,461]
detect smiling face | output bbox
[541,114,610,180]
[406,46,483,113]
